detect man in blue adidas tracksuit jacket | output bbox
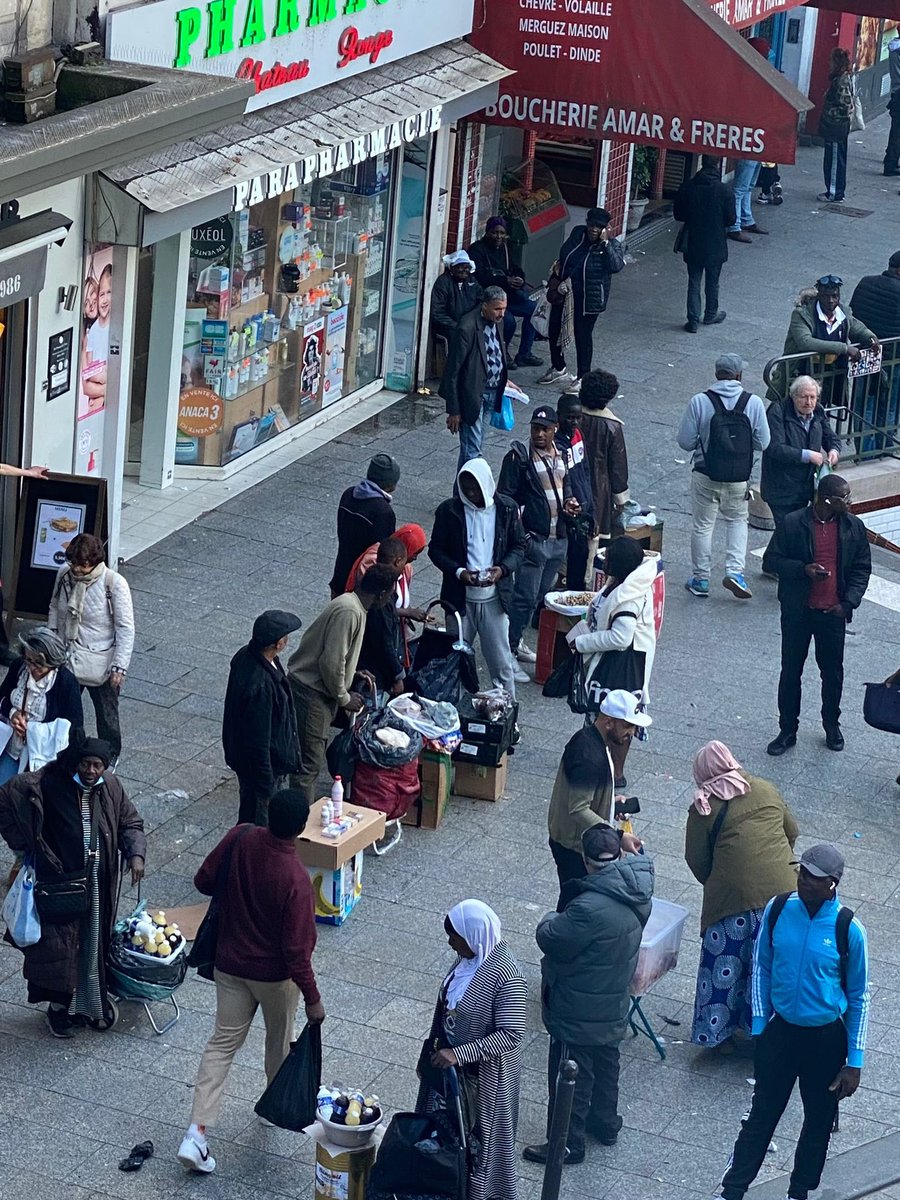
[720,843,869,1200]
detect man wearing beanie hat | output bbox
[431,250,483,343]
[328,454,400,597]
[548,207,624,392]
[524,823,653,1165]
[467,217,543,366]
[718,844,869,1200]
[222,610,302,825]
[673,155,735,332]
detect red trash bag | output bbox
[352,759,421,821]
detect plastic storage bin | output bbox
[631,897,688,996]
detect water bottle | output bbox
[331,776,344,819]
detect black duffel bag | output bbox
[863,678,900,735]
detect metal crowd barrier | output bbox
[763,335,900,464]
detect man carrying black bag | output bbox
[177,790,324,1175]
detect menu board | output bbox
[31,500,86,571]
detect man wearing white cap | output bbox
[677,353,769,600]
[718,843,869,1200]
[547,689,649,889]
[430,251,482,342]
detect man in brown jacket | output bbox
[577,370,629,552]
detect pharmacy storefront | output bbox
[101,0,509,481]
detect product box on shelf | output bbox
[453,756,509,803]
[457,696,518,748]
[306,853,364,927]
[403,749,451,829]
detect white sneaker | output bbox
[564,377,582,395]
[536,366,569,385]
[512,665,530,684]
[515,641,537,663]
[177,1134,216,1174]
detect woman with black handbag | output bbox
[566,537,657,788]
[0,734,145,1038]
[415,901,527,1200]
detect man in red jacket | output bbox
[177,790,324,1174]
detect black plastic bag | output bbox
[542,653,575,699]
[369,1109,466,1200]
[863,680,900,734]
[254,1022,322,1131]
[326,721,359,783]
[355,708,423,768]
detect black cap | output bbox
[586,207,612,226]
[531,405,558,427]
[252,609,302,647]
[582,824,621,865]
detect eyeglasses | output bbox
[816,274,843,288]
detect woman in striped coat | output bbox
[418,900,528,1200]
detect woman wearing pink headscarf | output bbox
[685,741,799,1053]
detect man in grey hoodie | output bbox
[524,824,653,1166]
[677,353,769,601]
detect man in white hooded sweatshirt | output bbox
[429,458,526,697]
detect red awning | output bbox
[469,0,813,163]
[707,0,808,29]
[815,0,896,14]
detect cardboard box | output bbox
[403,750,451,829]
[453,756,509,802]
[454,739,506,767]
[307,852,364,926]
[457,696,518,747]
[297,801,385,871]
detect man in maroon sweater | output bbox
[177,790,324,1174]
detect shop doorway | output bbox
[0,302,26,590]
[385,136,432,393]
[127,247,154,465]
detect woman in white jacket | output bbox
[48,534,135,764]
[567,537,657,788]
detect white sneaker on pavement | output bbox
[515,641,537,663]
[536,366,570,385]
[177,1133,216,1174]
[512,665,530,684]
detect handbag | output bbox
[187,825,252,980]
[489,391,515,431]
[33,800,99,922]
[2,858,41,947]
[863,679,900,734]
[542,653,575,699]
[530,286,552,337]
[254,1022,322,1131]
[568,610,646,715]
[67,641,115,687]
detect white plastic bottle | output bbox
[331,776,344,819]
[320,800,332,828]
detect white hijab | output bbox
[443,899,501,1010]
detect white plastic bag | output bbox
[2,861,41,947]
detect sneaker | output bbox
[703,311,727,325]
[564,377,582,395]
[536,366,570,385]
[771,182,784,204]
[757,191,772,203]
[512,664,530,685]
[723,573,752,599]
[515,641,537,663]
[685,577,709,597]
[684,321,699,333]
[515,353,544,368]
[522,1142,585,1166]
[46,1005,77,1039]
[817,192,834,203]
[177,1134,216,1174]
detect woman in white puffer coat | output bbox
[48,533,134,765]
[566,537,657,789]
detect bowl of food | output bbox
[544,590,598,617]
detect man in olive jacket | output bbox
[524,825,654,1166]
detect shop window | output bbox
[127,247,154,464]
[179,154,394,467]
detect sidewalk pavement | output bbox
[2,122,900,1200]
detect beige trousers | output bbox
[191,968,299,1126]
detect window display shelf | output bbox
[226,357,295,402]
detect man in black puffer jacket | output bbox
[524,825,653,1166]
[554,207,625,385]
[849,251,900,339]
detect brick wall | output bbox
[446,121,484,253]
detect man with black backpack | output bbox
[717,843,869,1200]
[677,354,769,600]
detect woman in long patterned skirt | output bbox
[417,900,528,1200]
[685,741,799,1051]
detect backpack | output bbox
[767,892,854,992]
[703,390,754,483]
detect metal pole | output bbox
[540,1058,578,1200]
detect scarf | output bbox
[443,899,501,1010]
[692,740,750,815]
[7,664,57,759]
[64,562,106,643]
[558,279,575,353]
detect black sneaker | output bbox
[522,1142,584,1166]
[766,731,797,757]
[515,353,544,367]
[703,311,727,325]
[46,1005,77,1039]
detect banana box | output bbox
[308,853,364,926]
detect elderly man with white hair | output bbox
[761,375,841,528]
[430,249,483,342]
